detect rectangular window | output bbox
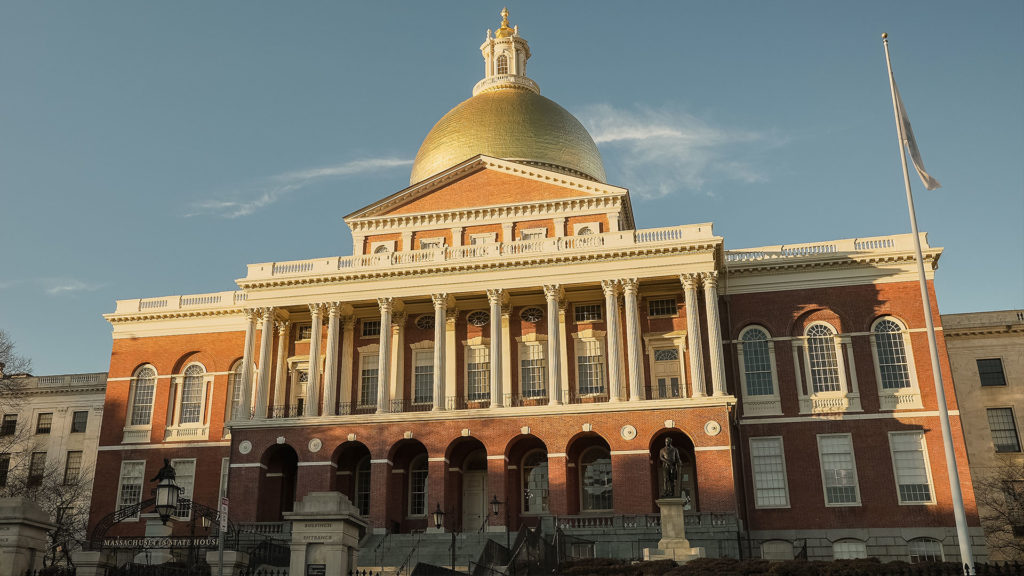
[750,437,789,508]
[0,415,15,436]
[63,451,83,485]
[296,324,312,341]
[817,434,860,505]
[28,452,46,486]
[171,458,196,518]
[413,351,433,404]
[520,344,547,398]
[219,457,230,500]
[576,340,605,395]
[409,463,428,517]
[987,408,1021,453]
[71,411,89,433]
[0,454,10,487]
[978,358,1007,387]
[362,320,381,338]
[467,347,490,401]
[179,378,204,425]
[647,298,677,317]
[359,355,379,406]
[520,229,546,241]
[574,304,603,323]
[890,431,934,503]
[116,460,146,519]
[36,413,53,434]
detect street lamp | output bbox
[490,495,511,561]
[433,503,456,573]
[153,459,180,525]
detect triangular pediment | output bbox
[344,156,627,222]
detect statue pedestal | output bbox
[643,498,704,562]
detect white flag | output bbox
[894,81,941,190]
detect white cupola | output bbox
[472,8,539,96]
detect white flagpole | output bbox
[882,33,975,575]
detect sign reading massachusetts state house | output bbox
[102,537,220,549]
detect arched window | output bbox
[907,538,943,562]
[741,327,774,396]
[873,318,911,389]
[408,455,428,517]
[806,323,841,393]
[832,539,867,559]
[576,226,594,236]
[496,54,509,75]
[355,456,371,516]
[522,450,549,513]
[580,446,612,511]
[180,364,206,424]
[129,366,157,426]
[374,244,390,254]
[227,360,244,421]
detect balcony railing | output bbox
[725,233,928,264]
[267,404,304,419]
[446,395,491,410]
[335,402,378,416]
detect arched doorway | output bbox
[505,434,548,529]
[258,444,299,521]
[446,436,488,532]
[565,433,612,515]
[332,441,371,516]
[387,439,429,533]
[649,430,698,511]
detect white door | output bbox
[462,471,487,530]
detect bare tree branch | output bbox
[973,459,1024,561]
[0,328,33,376]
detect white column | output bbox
[701,272,728,397]
[621,278,645,401]
[306,304,323,417]
[238,310,257,420]
[681,274,706,397]
[389,312,406,410]
[255,307,275,419]
[601,280,624,401]
[322,303,341,416]
[552,217,566,238]
[543,285,563,405]
[558,301,570,401]
[501,302,513,407]
[272,320,290,417]
[451,226,463,248]
[376,298,393,413]
[432,294,447,411]
[445,310,458,408]
[487,289,504,408]
[338,316,355,412]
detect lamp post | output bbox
[153,459,180,525]
[490,495,510,561]
[432,503,455,574]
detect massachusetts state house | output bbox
[88,10,984,565]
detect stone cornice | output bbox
[944,324,1024,338]
[725,250,941,275]
[105,306,247,325]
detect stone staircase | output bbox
[357,532,514,575]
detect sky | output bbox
[1,1,1021,375]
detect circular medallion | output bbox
[704,420,722,437]
[467,310,490,327]
[620,424,637,441]
[415,315,435,330]
[308,438,323,453]
[238,440,252,455]
[520,307,544,323]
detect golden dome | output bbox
[410,88,607,185]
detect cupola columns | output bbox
[474,8,539,96]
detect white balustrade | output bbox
[726,233,928,263]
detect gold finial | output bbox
[495,7,514,38]
[881,32,888,39]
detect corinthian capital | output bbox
[377,297,394,314]
[308,303,323,316]
[486,288,503,305]
[679,273,701,290]
[542,284,562,302]
[700,271,719,288]
[620,278,639,295]
[600,279,619,297]
[431,293,448,309]
[275,320,290,334]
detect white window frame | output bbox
[287,359,310,414]
[749,436,790,509]
[464,338,491,402]
[519,227,547,241]
[357,344,380,408]
[361,319,382,339]
[165,363,212,441]
[521,449,549,514]
[411,345,434,405]
[516,335,548,399]
[115,460,146,521]
[832,539,867,559]
[572,222,601,235]
[795,321,860,414]
[816,433,861,507]
[737,326,782,416]
[355,456,371,516]
[908,538,944,563]
[571,330,607,397]
[125,365,158,441]
[643,332,686,401]
[869,316,922,410]
[369,240,395,254]
[573,303,603,324]
[407,454,428,518]
[888,430,936,505]
[646,297,678,318]
[171,458,196,520]
[226,359,244,424]
[469,232,497,245]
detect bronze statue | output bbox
[659,438,681,498]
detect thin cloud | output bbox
[188,157,413,218]
[579,104,782,199]
[43,279,103,296]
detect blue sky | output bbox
[1,1,1021,375]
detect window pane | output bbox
[0,454,10,487]
[36,413,53,434]
[742,329,774,396]
[648,298,677,317]
[890,432,932,503]
[63,451,83,485]
[496,54,509,75]
[360,355,379,406]
[818,435,859,505]
[180,365,205,424]
[833,540,867,559]
[0,414,16,436]
[28,452,46,485]
[978,358,1007,387]
[522,452,549,513]
[751,438,788,507]
[807,324,841,393]
[577,340,605,395]
[574,304,602,323]
[117,461,146,517]
[71,411,89,433]
[987,408,1021,453]
[521,345,546,398]
[875,319,911,390]
[581,448,612,511]
[356,458,371,516]
[414,354,433,404]
[171,459,196,518]
[362,320,381,338]
[409,457,428,516]
[908,538,943,563]
[131,367,156,426]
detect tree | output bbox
[973,459,1024,561]
[0,328,33,376]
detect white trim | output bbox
[869,316,923,411]
[370,458,393,465]
[297,461,334,467]
[739,410,960,425]
[229,462,266,469]
[693,446,732,451]
[486,454,506,460]
[427,457,449,462]
[736,325,782,417]
[98,441,231,451]
[749,436,790,509]
[609,450,649,455]
[547,453,567,458]
[888,430,937,505]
